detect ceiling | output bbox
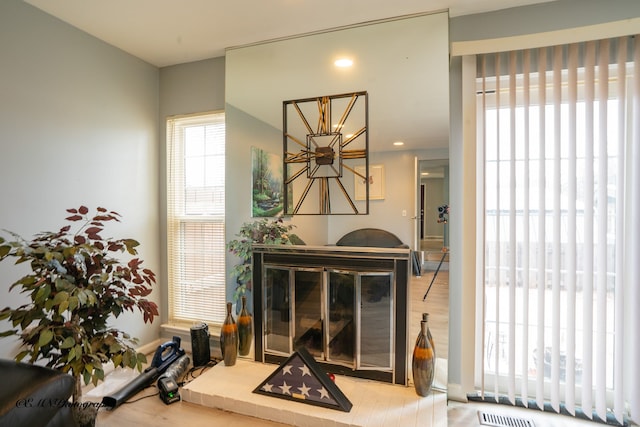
[22,0,553,157]
[24,0,554,67]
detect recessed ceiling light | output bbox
[334,58,353,68]
[393,141,404,146]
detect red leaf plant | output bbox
[0,206,158,402]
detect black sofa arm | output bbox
[0,359,79,427]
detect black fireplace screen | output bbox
[253,245,409,385]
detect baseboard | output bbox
[447,383,469,402]
[137,338,165,356]
[89,339,164,381]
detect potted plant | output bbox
[227,218,302,305]
[0,206,158,422]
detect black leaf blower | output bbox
[102,336,186,409]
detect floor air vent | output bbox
[478,411,536,427]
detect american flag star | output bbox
[282,364,293,375]
[299,365,311,377]
[280,381,292,395]
[317,387,330,399]
[297,382,311,397]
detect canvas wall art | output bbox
[252,147,284,217]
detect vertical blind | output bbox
[475,36,640,425]
[167,112,226,325]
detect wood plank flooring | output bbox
[410,267,449,360]
[97,394,290,427]
[95,261,450,427]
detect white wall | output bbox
[0,0,160,358]
[326,150,417,245]
[224,13,450,301]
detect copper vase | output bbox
[237,295,253,356]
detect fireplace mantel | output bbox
[252,244,411,385]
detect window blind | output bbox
[474,36,640,425]
[167,112,226,325]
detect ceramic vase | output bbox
[220,302,238,366]
[412,312,435,396]
[237,295,253,356]
[415,312,435,358]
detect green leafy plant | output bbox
[0,206,158,403]
[227,218,301,303]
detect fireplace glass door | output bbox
[293,268,324,358]
[263,264,393,374]
[264,266,291,355]
[327,270,355,367]
[358,272,393,370]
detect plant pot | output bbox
[73,403,98,427]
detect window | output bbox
[167,112,226,325]
[474,37,640,425]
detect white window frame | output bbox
[166,111,226,325]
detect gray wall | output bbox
[0,0,160,359]
[450,0,640,43]
[158,57,226,321]
[3,0,639,396]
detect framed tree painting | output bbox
[252,147,284,217]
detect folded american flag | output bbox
[253,346,352,412]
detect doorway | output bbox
[417,159,449,262]
[410,159,450,392]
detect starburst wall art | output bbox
[253,346,352,412]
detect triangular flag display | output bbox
[253,346,353,412]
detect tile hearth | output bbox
[181,358,446,427]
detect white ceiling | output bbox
[24,0,554,67]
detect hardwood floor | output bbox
[97,391,598,427]
[96,264,597,427]
[95,259,450,427]
[410,260,449,360]
[84,252,601,427]
[97,393,290,427]
[448,401,604,427]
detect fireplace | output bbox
[252,244,410,385]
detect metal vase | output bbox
[220,302,238,366]
[412,313,435,396]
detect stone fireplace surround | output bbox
[181,241,448,426]
[181,357,447,427]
